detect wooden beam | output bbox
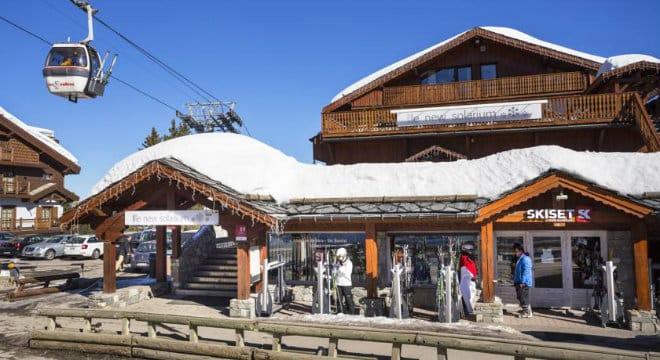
[103,241,116,294]
[365,223,378,298]
[480,222,494,303]
[155,226,167,282]
[633,222,651,311]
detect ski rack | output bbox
[256,257,287,317]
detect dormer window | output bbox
[421,66,472,85]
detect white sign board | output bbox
[125,210,219,226]
[392,99,547,127]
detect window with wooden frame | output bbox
[421,65,472,85]
[2,173,15,194]
[480,63,497,80]
[1,207,15,231]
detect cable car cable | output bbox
[0,14,182,112]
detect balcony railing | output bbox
[376,72,588,108]
[0,217,59,232]
[0,179,31,195]
[323,93,641,138]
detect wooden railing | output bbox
[0,179,30,195]
[32,309,660,360]
[0,218,59,232]
[323,92,642,138]
[381,71,587,107]
[630,93,660,152]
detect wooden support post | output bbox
[155,225,167,282]
[147,322,157,338]
[46,316,56,331]
[480,221,494,303]
[272,334,282,352]
[365,223,378,298]
[83,317,92,333]
[633,222,651,310]
[121,318,130,336]
[328,337,338,357]
[189,324,199,343]
[236,225,250,300]
[391,343,402,360]
[235,329,245,347]
[437,346,448,360]
[172,226,181,260]
[103,241,116,294]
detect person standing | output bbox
[115,235,130,272]
[459,243,477,315]
[334,247,355,314]
[513,243,533,318]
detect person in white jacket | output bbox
[334,247,355,314]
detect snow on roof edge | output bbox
[0,106,79,165]
[596,54,660,77]
[331,26,605,103]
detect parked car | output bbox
[22,234,76,260]
[63,235,103,259]
[0,234,45,257]
[0,232,15,241]
[130,240,172,272]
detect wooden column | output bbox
[365,223,378,298]
[155,225,167,282]
[103,241,117,293]
[480,221,494,303]
[172,226,181,260]
[633,222,651,310]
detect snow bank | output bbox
[0,106,79,165]
[331,26,605,103]
[89,133,660,204]
[596,54,660,77]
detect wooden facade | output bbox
[0,112,79,234]
[313,27,660,164]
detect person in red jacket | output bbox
[459,243,478,315]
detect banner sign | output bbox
[525,207,592,223]
[236,224,248,241]
[392,99,547,127]
[125,210,219,226]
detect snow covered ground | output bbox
[89,132,660,204]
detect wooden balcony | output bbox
[322,93,652,139]
[0,179,31,196]
[350,72,587,109]
[1,218,59,232]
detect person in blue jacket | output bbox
[513,243,533,318]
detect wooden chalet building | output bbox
[312,26,660,164]
[0,107,79,234]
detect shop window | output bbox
[268,233,366,284]
[392,233,478,286]
[421,66,472,85]
[480,64,497,80]
[495,236,522,287]
[571,236,603,289]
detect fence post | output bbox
[46,316,56,331]
[328,337,338,357]
[83,317,92,333]
[147,322,157,338]
[437,346,448,360]
[121,318,130,336]
[189,324,198,343]
[391,343,402,360]
[272,334,282,352]
[235,329,245,347]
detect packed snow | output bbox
[0,106,79,165]
[331,26,605,102]
[596,54,660,77]
[89,133,660,204]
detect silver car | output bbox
[22,234,75,260]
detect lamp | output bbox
[556,190,568,201]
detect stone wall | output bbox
[172,226,222,289]
[608,231,635,309]
[87,285,153,308]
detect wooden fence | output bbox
[382,72,587,107]
[32,308,660,360]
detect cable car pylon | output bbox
[42,0,118,102]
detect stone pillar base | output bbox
[230,298,256,319]
[474,298,504,323]
[626,309,658,333]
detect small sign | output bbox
[236,224,247,241]
[392,99,547,127]
[524,207,592,223]
[125,210,218,226]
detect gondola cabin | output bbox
[43,44,106,102]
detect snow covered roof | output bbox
[90,133,660,204]
[0,106,79,165]
[596,54,660,77]
[331,26,605,103]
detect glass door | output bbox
[529,235,568,307]
[568,232,606,309]
[494,232,524,304]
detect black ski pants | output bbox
[337,286,355,314]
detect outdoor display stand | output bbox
[600,260,624,327]
[437,243,462,323]
[256,257,287,317]
[389,245,413,319]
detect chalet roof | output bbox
[596,54,660,78]
[0,106,80,173]
[28,182,79,203]
[326,26,605,112]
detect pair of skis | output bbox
[312,248,341,314]
[437,240,463,323]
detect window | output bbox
[481,64,497,80]
[2,174,15,193]
[421,66,472,85]
[268,233,366,284]
[45,46,87,67]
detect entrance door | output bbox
[568,232,606,309]
[529,234,567,307]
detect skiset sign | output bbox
[524,207,592,223]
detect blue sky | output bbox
[1,0,658,198]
